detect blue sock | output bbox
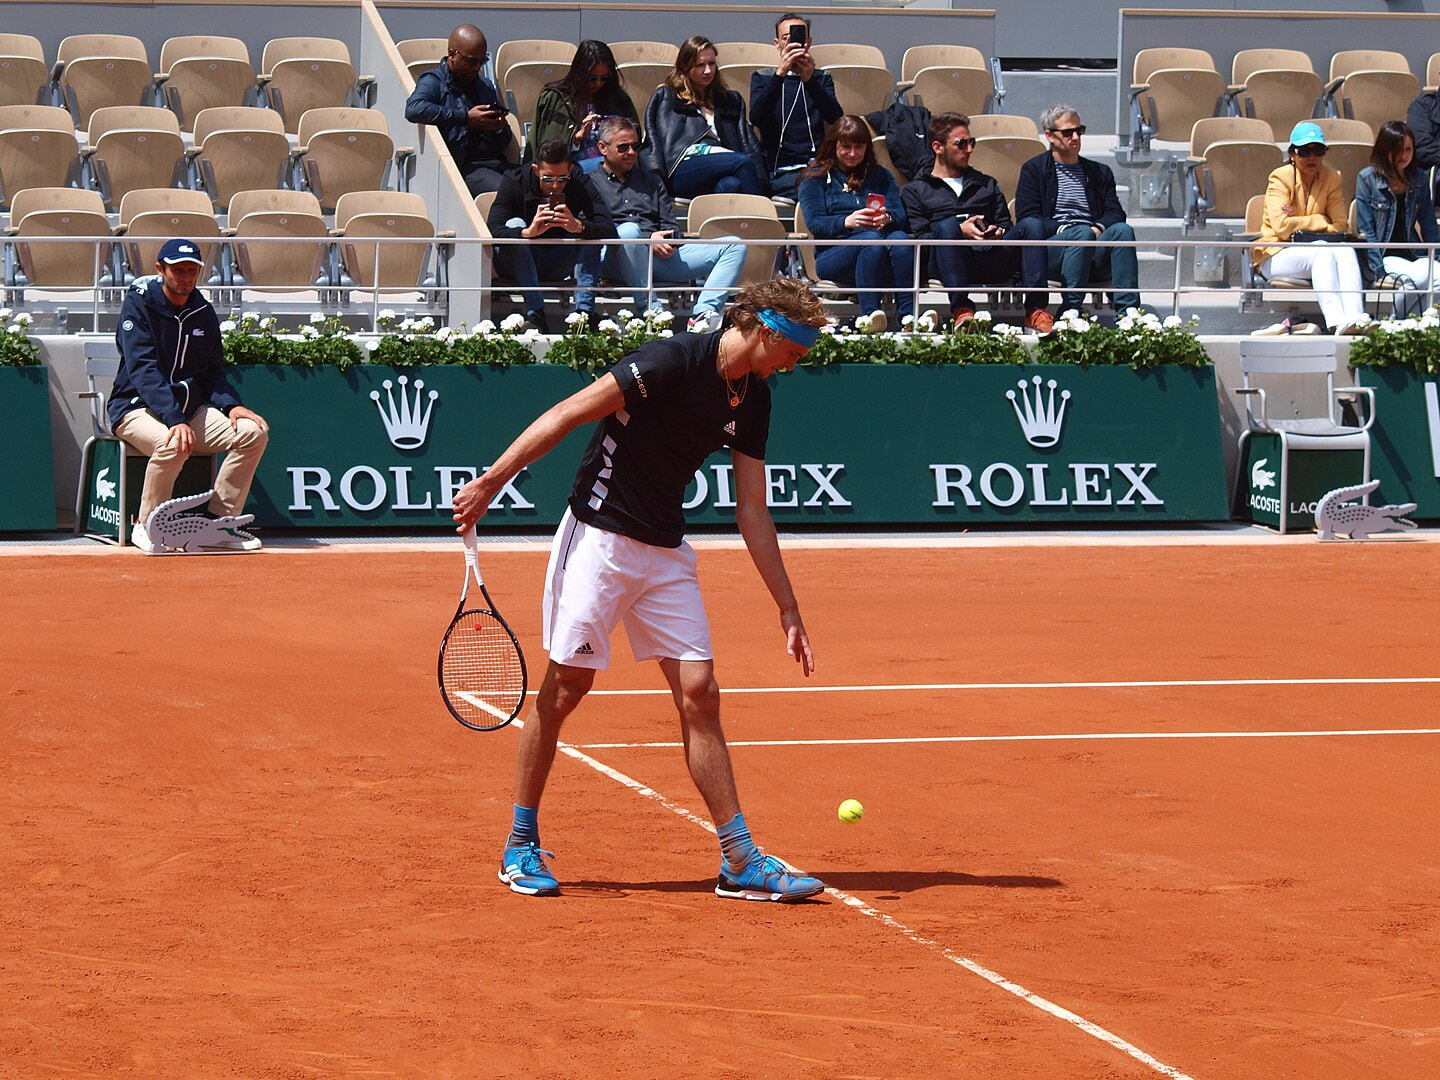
[507,805,540,848]
[717,813,758,869]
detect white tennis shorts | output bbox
[542,508,713,669]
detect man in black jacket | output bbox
[750,14,844,196]
[110,239,269,553]
[403,23,513,196]
[486,139,617,332]
[1011,105,1140,333]
[901,112,1017,327]
[1406,88,1440,200]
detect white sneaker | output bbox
[858,310,887,334]
[687,310,723,334]
[130,522,160,553]
[199,532,262,552]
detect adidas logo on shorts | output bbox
[723,421,736,436]
[574,642,594,656]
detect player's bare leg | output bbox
[500,659,592,896]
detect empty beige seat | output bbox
[260,37,367,134]
[719,63,770,115]
[1324,142,1371,208]
[188,106,290,208]
[1313,116,1375,145]
[688,193,787,286]
[0,34,47,108]
[900,45,986,84]
[0,104,80,207]
[609,41,678,67]
[54,34,153,129]
[229,188,329,288]
[1224,49,1323,136]
[967,114,1039,139]
[334,189,436,289]
[809,43,886,70]
[396,38,449,84]
[1334,70,1417,136]
[970,136,1047,207]
[614,62,671,114]
[117,188,220,278]
[14,188,111,286]
[157,35,255,131]
[493,40,574,91]
[501,60,572,129]
[1184,117,1283,223]
[907,66,995,116]
[81,106,185,209]
[713,42,775,68]
[1129,47,1225,146]
[827,66,896,117]
[294,107,402,211]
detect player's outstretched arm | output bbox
[452,373,625,530]
[732,450,814,677]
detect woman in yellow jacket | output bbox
[1253,121,1367,334]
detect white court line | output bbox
[507,720,1196,1079]
[456,691,512,723]
[575,727,1440,749]
[557,675,1440,697]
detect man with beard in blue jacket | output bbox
[109,239,270,553]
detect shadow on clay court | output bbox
[565,871,1064,898]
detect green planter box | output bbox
[1355,366,1440,521]
[0,366,56,531]
[228,362,1230,529]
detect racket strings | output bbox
[442,611,526,726]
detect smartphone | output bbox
[788,24,808,46]
[866,193,885,213]
[547,192,564,209]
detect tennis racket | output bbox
[438,528,528,731]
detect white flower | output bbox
[1060,308,1081,320]
[220,320,237,332]
[616,308,636,322]
[1117,315,1137,332]
[365,339,380,351]
[6,323,20,334]
[436,325,455,342]
[0,308,10,319]
[564,311,589,327]
[13,312,32,326]
[501,313,526,333]
[243,310,260,321]
[309,311,326,324]
[260,316,277,331]
[379,308,396,320]
[651,309,675,326]
[659,329,673,338]
[1162,315,1182,329]
[974,310,992,322]
[476,319,497,336]
[994,322,1024,338]
[299,324,319,339]
[597,318,620,334]
[1066,317,1091,333]
[416,316,435,331]
[820,323,838,336]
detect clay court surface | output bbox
[2,539,1437,1078]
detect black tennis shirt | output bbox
[568,331,771,548]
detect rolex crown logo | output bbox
[1006,376,1070,449]
[370,375,439,450]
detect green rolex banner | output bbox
[229,363,1230,529]
[0,366,56,531]
[1355,367,1440,521]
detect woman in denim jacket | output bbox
[1355,120,1440,316]
[796,116,915,331]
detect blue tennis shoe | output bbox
[715,851,825,902]
[500,843,559,896]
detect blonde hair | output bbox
[665,35,728,107]
[726,278,826,334]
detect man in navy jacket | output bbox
[1011,105,1140,333]
[403,23,513,195]
[110,239,269,552]
[749,14,844,196]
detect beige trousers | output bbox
[113,406,269,524]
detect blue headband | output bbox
[755,308,820,349]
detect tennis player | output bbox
[452,277,828,902]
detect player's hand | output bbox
[227,405,269,433]
[780,607,813,678]
[451,475,494,531]
[166,423,194,454]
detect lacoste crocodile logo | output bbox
[95,467,117,502]
[1315,481,1417,540]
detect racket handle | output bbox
[461,526,484,585]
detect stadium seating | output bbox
[967,114,1039,139]
[0,104,80,207]
[827,66,897,117]
[808,44,886,71]
[156,35,255,131]
[686,192,788,285]
[789,199,852,312]
[293,107,410,213]
[334,190,443,293]
[970,136,1047,208]
[713,42,775,68]
[395,38,448,85]
[1182,117,1282,227]
[1323,51,1417,136]
[80,106,185,209]
[259,37,372,134]
[719,64,768,116]
[1128,47,1225,149]
[616,63,672,114]
[115,187,220,282]
[609,42,678,67]
[493,40,573,93]
[870,134,908,188]
[899,46,995,116]
[228,188,329,290]
[0,34,47,108]
[53,34,153,129]
[10,186,111,289]
[501,61,570,132]
[187,106,290,210]
[1223,49,1323,137]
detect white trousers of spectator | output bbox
[1382,254,1440,287]
[1261,242,1365,331]
[114,406,269,525]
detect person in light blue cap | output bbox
[1251,120,1367,335]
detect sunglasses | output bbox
[1047,125,1086,138]
[608,141,639,154]
[451,49,489,66]
[587,72,613,83]
[1294,144,1327,158]
[537,173,568,184]
[947,137,977,149]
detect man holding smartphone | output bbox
[750,14,844,195]
[900,112,1018,328]
[404,23,514,196]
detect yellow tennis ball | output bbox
[838,799,864,824]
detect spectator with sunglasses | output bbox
[404,24,513,196]
[527,40,640,173]
[592,117,745,333]
[1251,121,1366,335]
[1011,105,1139,334]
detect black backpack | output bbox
[867,98,934,181]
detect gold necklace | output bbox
[718,336,747,409]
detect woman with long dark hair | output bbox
[796,115,915,330]
[528,40,639,171]
[640,35,767,197]
[1355,119,1440,316]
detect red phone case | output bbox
[866,193,885,213]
